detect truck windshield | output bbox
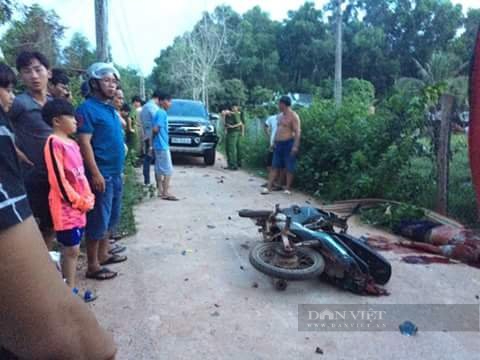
[168,101,207,118]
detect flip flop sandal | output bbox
[109,244,127,255]
[162,195,179,201]
[86,267,117,281]
[112,231,128,241]
[100,254,128,266]
[72,288,98,303]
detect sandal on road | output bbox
[161,195,179,201]
[73,287,98,303]
[86,267,117,281]
[261,188,271,195]
[100,254,128,266]
[109,244,127,255]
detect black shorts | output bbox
[25,179,53,232]
[266,150,274,167]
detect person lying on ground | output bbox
[0,62,116,359]
[396,220,480,264]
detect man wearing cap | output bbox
[76,63,127,281]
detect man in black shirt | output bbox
[8,51,55,249]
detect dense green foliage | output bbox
[240,77,477,225]
[151,0,478,104]
[360,203,426,230]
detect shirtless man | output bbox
[262,96,301,195]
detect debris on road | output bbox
[240,243,250,250]
[207,225,216,229]
[184,278,189,282]
[240,266,245,271]
[214,304,220,308]
[211,311,220,317]
[252,282,259,288]
[475,295,479,300]
[315,347,324,355]
[228,216,232,220]
[402,255,451,265]
[181,250,194,256]
[399,321,418,336]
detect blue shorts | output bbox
[272,139,297,173]
[86,174,123,241]
[154,149,173,176]
[57,228,84,247]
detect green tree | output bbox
[358,0,463,78]
[62,32,95,70]
[277,2,331,91]
[0,4,65,65]
[221,6,281,91]
[449,8,480,66]
[396,51,468,107]
[117,65,141,101]
[211,78,247,110]
[249,86,274,105]
[0,0,15,25]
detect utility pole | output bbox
[334,0,343,108]
[95,0,110,62]
[139,75,146,101]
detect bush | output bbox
[118,150,144,236]
[240,79,477,226]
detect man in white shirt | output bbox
[263,114,284,189]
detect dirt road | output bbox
[87,156,480,360]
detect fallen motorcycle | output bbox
[239,205,392,295]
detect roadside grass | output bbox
[117,150,145,237]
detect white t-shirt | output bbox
[265,114,280,146]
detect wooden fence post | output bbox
[436,94,455,215]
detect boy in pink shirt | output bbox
[42,99,95,295]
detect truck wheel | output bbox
[204,149,216,166]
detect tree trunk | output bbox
[436,94,454,215]
[334,0,343,107]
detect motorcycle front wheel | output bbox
[249,242,325,281]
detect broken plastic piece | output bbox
[399,321,418,336]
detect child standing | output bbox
[42,99,95,294]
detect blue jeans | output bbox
[86,174,123,241]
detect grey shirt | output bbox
[9,93,52,181]
[140,99,159,141]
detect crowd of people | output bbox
[0,47,301,357]
[0,49,179,358]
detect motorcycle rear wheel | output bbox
[249,242,325,281]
